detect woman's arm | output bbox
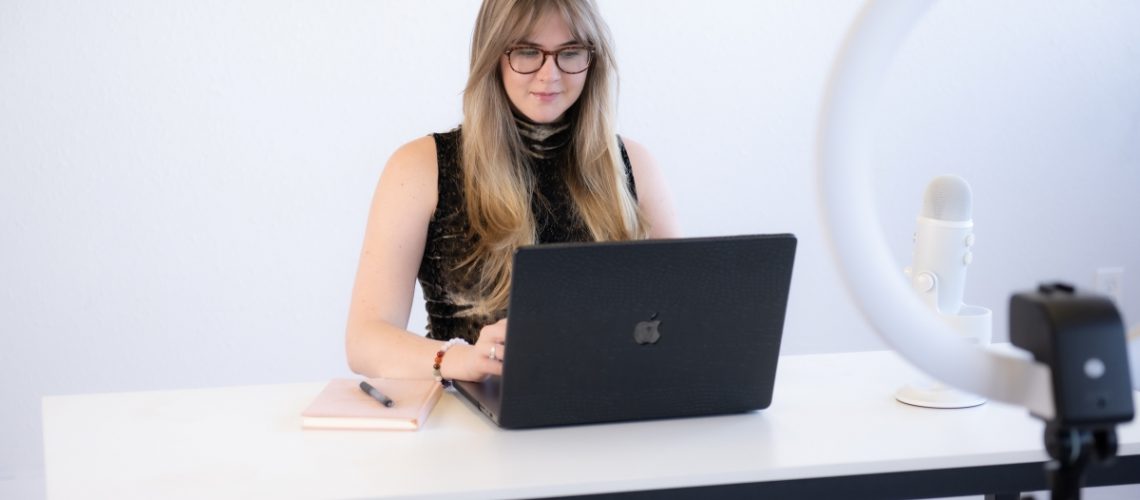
[344,136,501,381]
[621,137,681,239]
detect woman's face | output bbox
[500,11,589,124]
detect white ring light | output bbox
[816,0,1057,418]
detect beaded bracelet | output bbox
[433,338,469,387]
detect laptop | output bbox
[454,233,797,429]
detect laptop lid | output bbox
[457,233,797,429]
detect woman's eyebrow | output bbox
[516,39,582,48]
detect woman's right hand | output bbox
[442,319,508,382]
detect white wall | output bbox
[3,1,1139,498]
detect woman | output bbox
[345,0,678,385]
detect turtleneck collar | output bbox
[514,110,573,160]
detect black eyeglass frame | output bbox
[503,45,595,75]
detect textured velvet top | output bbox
[418,126,637,343]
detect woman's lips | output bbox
[532,91,560,102]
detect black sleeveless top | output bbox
[418,128,637,343]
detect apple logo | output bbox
[633,313,661,345]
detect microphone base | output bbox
[895,382,986,409]
[893,303,993,409]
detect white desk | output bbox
[42,350,1140,499]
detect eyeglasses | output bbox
[504,45,593,74]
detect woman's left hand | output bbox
[475,319,507,363]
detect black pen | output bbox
[359,381,394,407]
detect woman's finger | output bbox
[480,319,508,344]
[481,344,506,362]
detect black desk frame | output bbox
[565,455,1140,500]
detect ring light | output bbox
[815,0,1056,418]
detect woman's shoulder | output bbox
[384,128,460,178]
[615,136,662,172]
[616,135,649,162]
[391,134,438,165]
[378,135,442,198]
[612,136,680,238]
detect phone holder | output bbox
[1011,283,1135,500]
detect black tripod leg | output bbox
[1047,460,1085,500]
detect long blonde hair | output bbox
[456,0,647,318]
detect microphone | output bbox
[896,175,991,409]
[907,175,975,315]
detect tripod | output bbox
[1040,424,1119,500]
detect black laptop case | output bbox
[465,234,797,429]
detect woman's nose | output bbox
[536,55,561,81]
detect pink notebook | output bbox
[301,378,443,431]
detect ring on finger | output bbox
[489,345,497,361]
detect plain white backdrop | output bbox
[2,1,1139,498]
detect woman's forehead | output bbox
[512,7,588,46]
